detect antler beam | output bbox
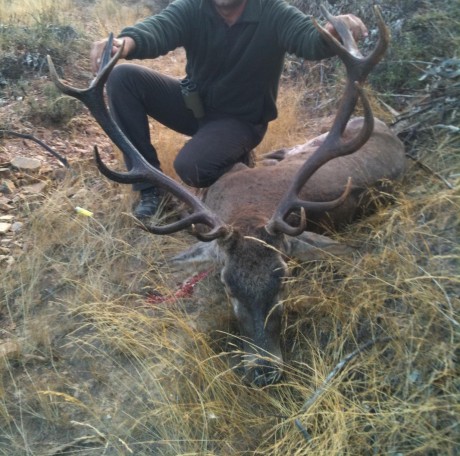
[265,6,389,236]
[47,34,231,241]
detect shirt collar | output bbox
[201,0,262,23]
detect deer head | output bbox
[47,6,390,386]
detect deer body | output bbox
[205,117,405,229]
[48,7,406,386]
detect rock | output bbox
[0,196,13,211]
[23,181,47,194]
[10,156,42,171]
[0,167,11,178]
[0,202,13,211]
[0,215,14,221]
[51,168,68,181]
[15,174,46,187]
[0,179,15,194]
[11,221,23,233]
[0,222,12,234]
[13,192,41,203]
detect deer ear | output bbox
[172,241,220,265]
[285,232,355,262]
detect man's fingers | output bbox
[347,15,368,40]
[90,39,108,74]
[113,38,125,48]
[89,37,133,74]
[327,14,369,42]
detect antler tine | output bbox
[93,145,223,235]
[316,5,389,76]
[314,5,389,138]
[266,84,371,236]
[47,33,120,102]
[266,6,388,236]
[48,36,231,241]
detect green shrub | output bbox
[25,82,83,126]
[0,1,86,126]
[372,5,460,98]
[286,0,460,108]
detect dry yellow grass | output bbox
[1,1,459,455]
[0,0,70,23]
[2,173,458,454]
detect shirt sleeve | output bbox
[117,0,195,59]
[271,1,336,61]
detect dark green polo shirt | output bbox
[119,0,335,124]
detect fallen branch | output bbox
[405,152,454,189]
[392,90,459,126]
[294,336,392,445]
[0,130,70,168]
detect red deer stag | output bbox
[47,6,406,386]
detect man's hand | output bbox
[90,36,136,75]
[325,14,368,42]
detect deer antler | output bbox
[47,34,231,241]
[265,6,390,236]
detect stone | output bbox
[11,222,23,233]
[11,156,42,171]
[0,179,15,194]
[51,168,68,181]
[23,181,47,194]
[0,222,11,233]
[0,168,11,178]
[0,194,11,208]
[0,202,13,211]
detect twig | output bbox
[405,153,454,189]
[0,130,71,168]
[70,420,134,453]
[294,336,392,445]
[430,124,459,133]
[391,85,460,126]
[48,435,105,455]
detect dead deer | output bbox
[47,6,406,386]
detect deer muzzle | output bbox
[243,351,283,386]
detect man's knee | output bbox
[107,63,129,92]
[174,154,216,188]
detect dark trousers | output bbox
[106,63,267,191]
